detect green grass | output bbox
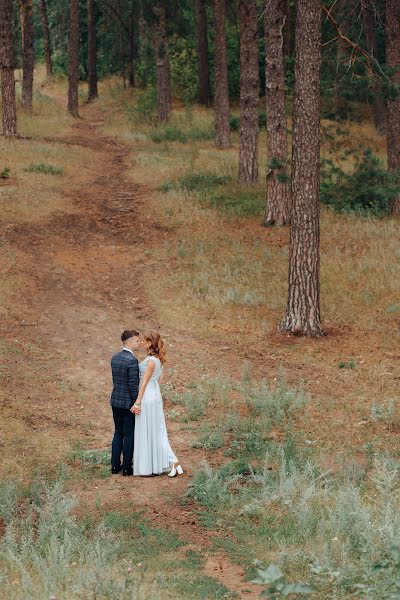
[24,162,64,175]
[160,171,265,217]
[150,126,214,144]
[0,479,237,599]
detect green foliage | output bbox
[161,171,265,217]
[25,163,64,175]
[338,360,357,369]
[0,167,10,179]
[252,565,314,598]
[150,126,213,144]
[170,35,198,104]
[370,399,395,422]
[321,149,400,216]
[193,423,225,450]
[131,87,158,124]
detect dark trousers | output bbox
[111,406,135,470]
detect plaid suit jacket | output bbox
[110,349,139,409]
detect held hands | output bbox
[131,403,141,415]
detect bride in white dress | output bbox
[131,331,183,477]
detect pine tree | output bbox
[238,0,259,184]
[20,0,34,113]
[280,0,324,337]
[68,0,79,117]
[153,0,171,124]
[263,0,289,225]
[385,0,400,215]
[213,0,230,147]
[0,0,17,135]
[40,0,52,78]
[195,0,211,107]
[87,0,98,101]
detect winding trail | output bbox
[5,98,263,598]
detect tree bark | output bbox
[361,0,385,132]
[280,0,324,337]
[386,0,400,215]
[20,0,34,114]
[263,0,289,225]
[128,0,137,88]
[213,0,230,147]
[39,0,52,78]
[195,0,211,107]
[68,0,79,117]
[238,0,259,184]
[87,0,98,101]
[153,0,171,124]
[0,0,17,135]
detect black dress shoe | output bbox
[111,466,121,474]
[122,468,133,476]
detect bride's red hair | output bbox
[144,331,166,364]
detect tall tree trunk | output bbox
[238,0,259,184]
[195,0,211,106]
[68,0,79,117]
[361,0,385,132]
[40,0,52,78]
[263,0,289,225]
[280,0,324,337]
[386,0,400,216]
[213,0,230,147]
[87,0,98,101]
[282,0,291,63]
[20,0,34,113]
[128,0,137,88]
[153,0,171,124]
[117,0,126,88]
[0,0,17,135]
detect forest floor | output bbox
[1,72,400,598]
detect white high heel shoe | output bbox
[168,464,183,478]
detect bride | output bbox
[131,331,183,477]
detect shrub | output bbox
[1,167,10,179]
[193,423,225,450]
[25,163,64,175]
[320,149,400,216]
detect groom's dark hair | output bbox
[121,329,139,342]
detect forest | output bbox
[0,0,400,598]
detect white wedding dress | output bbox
[133,356,177,476]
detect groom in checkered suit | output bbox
[110,330,140,476]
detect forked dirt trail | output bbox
[5,99,263,598]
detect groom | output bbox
[110,330,140,476]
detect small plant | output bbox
[193,423,225,450]
[25,163,64,175]
[0,167,10,179]
[370,399,395,422]
[183,390,206,420]
[252,564,314,597]
[338,359,357,369]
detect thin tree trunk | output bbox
[263,0,289,225]
[20,0,34,113]
[153,0,171,124]
[238,0,259,184]
[213,0,230,147]
[280,0,324,337]
[40,0,52,78]
[386,0,400,215]
[362,0,385,132]
[335,0,350,116]
[87,0,98,101]
[0,0,17,135]
[128,0,136,88]
[68,0,79,117]
[195,0,211,107]
[117,0,126,88]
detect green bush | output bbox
[25,163,64,175]
[320,149,400,216]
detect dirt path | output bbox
[4,99,263,598]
